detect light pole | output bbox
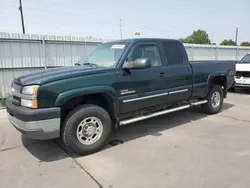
[19,0,26,34]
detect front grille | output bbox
[11,82,22,106]
[12,96,21,106]
[235,71,250,78]
[12,82,22,93]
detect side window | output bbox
[162,42,183,65]
[130,45,162,67]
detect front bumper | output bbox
[235,77,250,88]
[5,97,61,140]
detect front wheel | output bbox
[202,84,224,114]
[62,104,112,155]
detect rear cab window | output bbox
[162,41,185,65]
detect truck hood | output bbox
[236,63,250,72]
[14,66,106,85]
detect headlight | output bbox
[21,99,38,108]
[22,85,39,95]
[21,85,39,108]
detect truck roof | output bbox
[109,38,180,43]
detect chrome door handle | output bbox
[158,72,167,77]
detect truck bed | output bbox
[190,60,235,97]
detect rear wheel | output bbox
[62,104,112,155]
[202,84,223,114]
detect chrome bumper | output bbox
[8,114,60,140]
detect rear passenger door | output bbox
[161,41,193,102]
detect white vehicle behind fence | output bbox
[233,53,250,90]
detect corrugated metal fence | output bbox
[1,32,250,97]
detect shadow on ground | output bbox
[22,102,234,160]
[110,102,234,144]
[230,88,250,94]
[22,136,68,162]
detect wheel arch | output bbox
[56,86,119,122]
[206,72,228,98]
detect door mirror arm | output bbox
[123,61,134,71]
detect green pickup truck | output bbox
[6,38,235,155]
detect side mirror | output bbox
[123,58,151,70]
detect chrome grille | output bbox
[12,82,22,93]
[235,71,250,78]
[11,82,22,106]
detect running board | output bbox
[119,100,208,126]
[190,100,208,106]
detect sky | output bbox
[0,0,250,44]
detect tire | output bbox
[202,84,223,114]
[62,104,112,155]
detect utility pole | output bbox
[119,18,123,39]
[235,27,238,45]
[18,0,26,34]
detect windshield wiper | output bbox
[82,62,98,68]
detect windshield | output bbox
[239,54,250,64]
[78,42,129,68]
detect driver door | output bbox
[117,41,168,114]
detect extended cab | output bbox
[5,38,235,155]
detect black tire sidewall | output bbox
[62,105,112,155]
[206,85,223,114]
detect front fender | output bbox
[55,85,117,106]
